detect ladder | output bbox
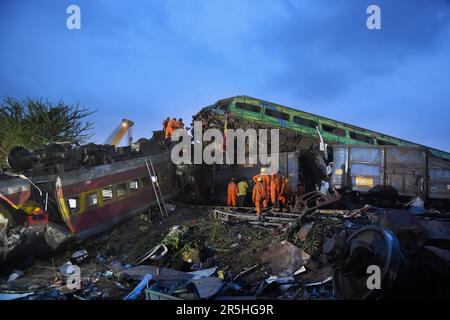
[145,157,168,217]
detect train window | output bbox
[236,102,261,113]
[67,197,79,214]
[102,186,113,202]
[265,108,290,121]
[141,176,151,188]
[350,132,373,144]
[377,139,392,145]
[335,128,346,137]
[322,124,346,137]
[293,116,317,128]
[129,180,140,192]
[85,192,98,208]
[322,124,334,133]
[117,183,127,198]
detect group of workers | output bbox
[226,170,292,217]
[162,117,185,140]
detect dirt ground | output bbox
[0,202,276,299]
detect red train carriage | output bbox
[0,151,176,262]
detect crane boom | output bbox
[104,119,134,146]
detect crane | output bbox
[104,119,134,146]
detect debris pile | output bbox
[2,200,449,300]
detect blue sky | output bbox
[1,0,449,150]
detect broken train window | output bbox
[322,124,347,137]
[293,116,317,128]
[265,108,290,121]
[116,183,127,198]
[235,102,261,113]
[102,186,114,202]
[350,132,373,144]
[67,196,79,214]
[85,192,99,208]
[129,180,140,192]
[377,139,393,145]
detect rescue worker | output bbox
[176,118,185,129]
[227,177,238,207]
[237,177,249,207]
[279,178,292,208]
[162,117,170,133]
[165,117,178,140]
[253,168,270,205]
[270,171,283,207]
[252,176,267,217]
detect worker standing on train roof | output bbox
[237,177,249,207]
[176,118,185,129]
[165,117,178,140]
[162,117,170,132]
[270,170,283,207]
[227,177,238,207]
[279,178,292,208]
[252,176,267,217]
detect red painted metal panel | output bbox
[71,183,172,233]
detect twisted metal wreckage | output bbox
[1,96,450,299]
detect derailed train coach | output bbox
[330,145,450,203]
[193,96,450,199]
[0,150,176,264]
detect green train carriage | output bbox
[200,95,450,162]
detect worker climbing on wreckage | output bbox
[176,118,185,129]
[162,117,170,133]
[252,176,267,217]
[165,117,178,141]
[270,170,283,208]
[227,177,238,207]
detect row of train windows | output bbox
[235,102,394,146]
[66,176,152,214]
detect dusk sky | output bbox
[1,0,449,150]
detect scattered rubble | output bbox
[2,199,448,300]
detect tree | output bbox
[0,96,95,166]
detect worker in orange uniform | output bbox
[253,169,270,205]
[227,178,238,207]
[252,176,267,217]
[270,171,283,207]
[176,118,185,129]
[279,178,292,208]
[165,117,178,140]
[162,117,170,132]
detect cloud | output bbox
[0,0,449,150]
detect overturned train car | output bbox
[0,146,176,264]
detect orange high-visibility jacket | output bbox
[227,181,238,206]
[252,182,267,214]
[165,119,178,138]
[176,120,184,129]
[270,174,283,203]
[280,180,291,195]
[253,175,270,203]
[252,182,266,203]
